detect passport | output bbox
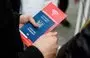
[20,2,67,47]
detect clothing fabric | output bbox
[19,46,44,58]
[57,22,90,58]
[0,0,22,57]
[0,0,43,58]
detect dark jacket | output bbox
[57,22,90,58]
[19,46,43,58]
[10,0,21,13]
[0,0,43,58]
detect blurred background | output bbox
[56,0,79,46]
[56,0,90,47]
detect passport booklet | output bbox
[19,2,67,47]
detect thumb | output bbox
[28,16,38,27]
[19,24,24,28]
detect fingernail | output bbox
[35,24,39,27]
[34,23,39,27]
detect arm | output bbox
[57,22,90,58]
[12,10,58,58]
[4,1,58,58]
[19,32,58,58]
[10,1,58,58]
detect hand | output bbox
[19,14,38,28]
[33,32,58,58]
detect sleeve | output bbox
[12,11,21,28]
[7,0,20,28]
[56,22,90,58]
[19,46,44,58]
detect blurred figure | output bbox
[56,21,90,58]
[58,0,71,28]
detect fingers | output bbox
[20,15,38,27]
[20,15,28,24]
[45,32,58,43]
[52,36,58,44]
[19,24,24,28]
[28,16,38,27]
[52,32,58,36]
[46,32,58,36]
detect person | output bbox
[56,20,90,58]
[58,0,71,28]
[1,0,58,58]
